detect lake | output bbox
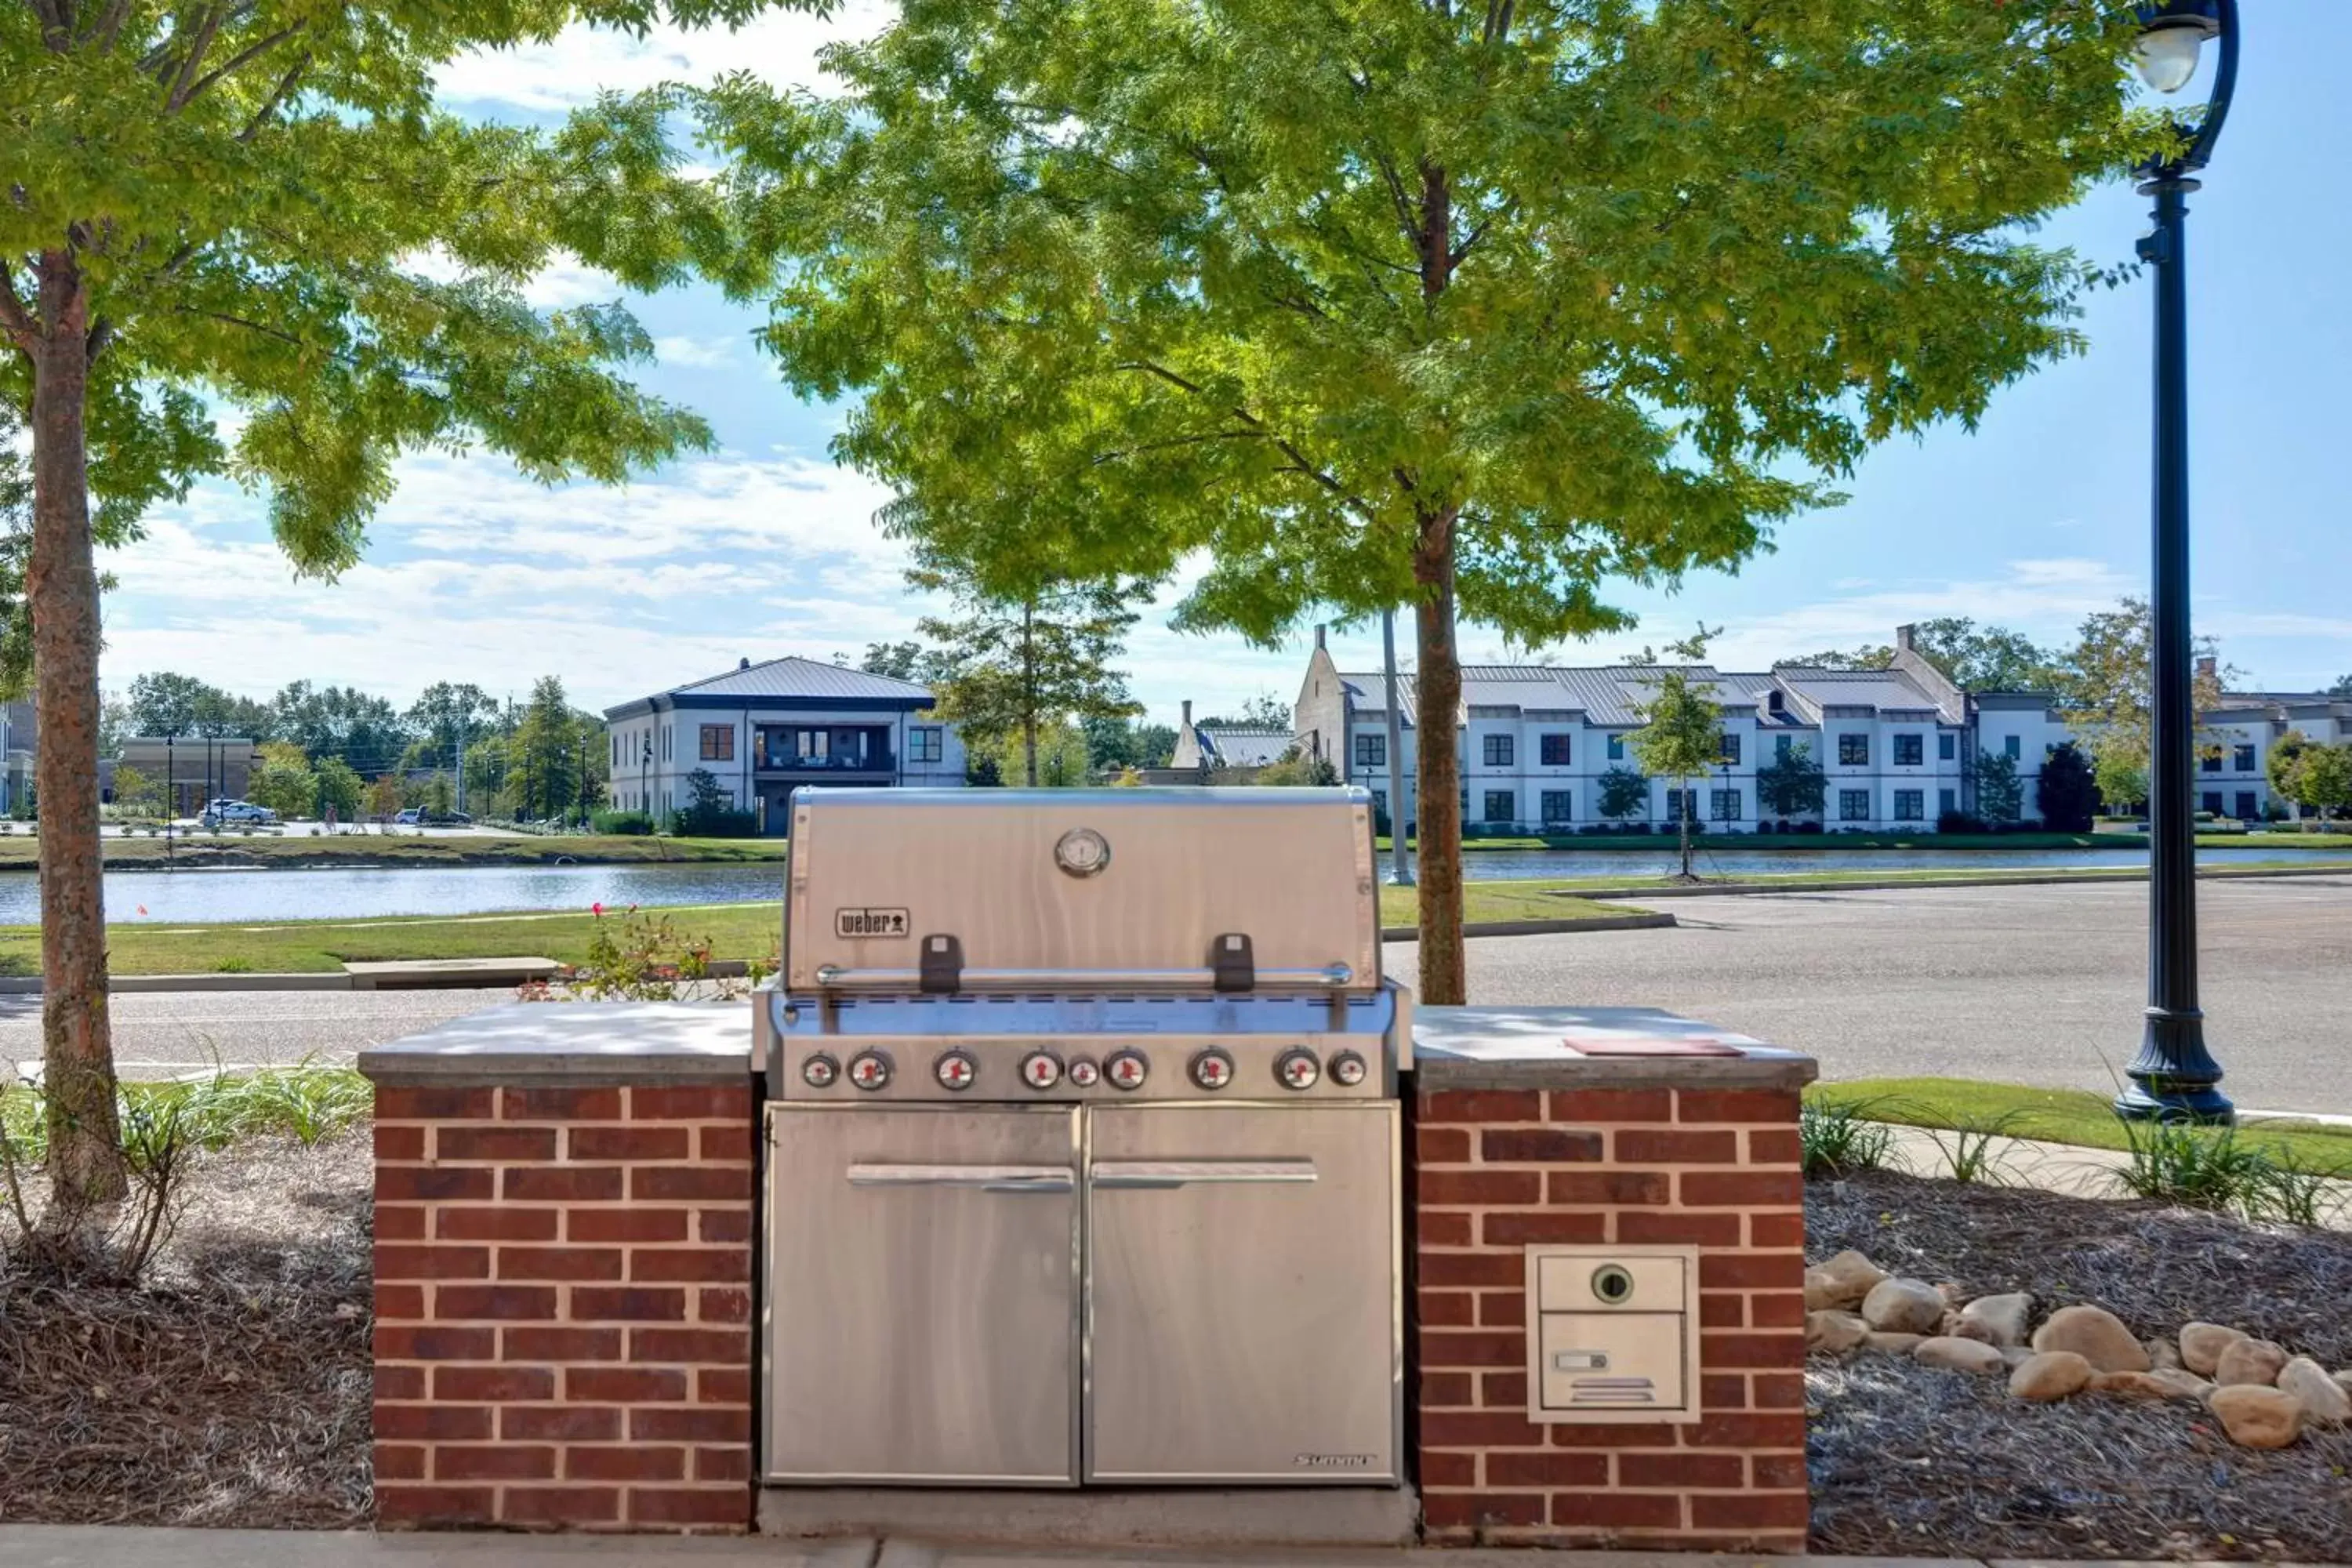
[0,844,2343,926]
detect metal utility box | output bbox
[1523,1246,1701,1424]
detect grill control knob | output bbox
[800,1053,839,1089]
[1066,1057,1101,1088]
[848,1051,892,1092]
[1020,1051,1064,1091]
[1189,1048,1236,1091]
[1328,1050,1368,1087]
[935,1051,977,1091]
[1105,1050,1149,1091]
[1275,1048,1321,1092]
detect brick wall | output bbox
[1414,1082,1807,1552]
[372,1079,757,1532]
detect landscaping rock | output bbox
[2001,1345,2035,1370]
[2213,1337,2288,1388]
[2030,1305,2150,1373]
[2180,1320,2246,1375]
[1807,1309,1870,1355]
[2209,1385,2304,1450]
[1959,1291,2032,1348]
[1915,1336,2006,1374]
[2144,1335,2183,1370]
[1941,1312,1997,1344]
[2147,1367,2215,1402]
[1864,1331,1927,1356]
[2089,1370,2183,1401]
[1861,1277,1947,1334]
[2009,1350,2094,1402]
[2277,1357,2351,1425]
[1807,1249,1886,1310]
[2336,1369,2352,1396]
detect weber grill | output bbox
[759,788,1406,1488]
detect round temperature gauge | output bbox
[1274,1048,1321,1091]
[1189,1049,1236,1091]
[848,1051,893,1092]
[1105,1050,1149,1091]
[800,1053,839,1089]
[935,1051,977,1091]
[1019,1051,1063,1091]
[1066,1057,1102,1088]
[1327,1050,1368,1087]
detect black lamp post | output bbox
[2118,0,2239,1123]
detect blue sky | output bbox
[104,3,2350,725]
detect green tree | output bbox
[2267,730,2313,824]
[0,402,27,699]
[402,683,503,779]
[269,681,413,775]
[707,1,2158,1003]
[1753,741,1827,820]
[2094,751,2148,817]
[2056,597,2230,804]
[990,723,1091,789]
[365,772,406,822]
[2035,741,2097,833]
[1081,716,1177,772]
[245,742,316,820]
[1254,748,1341,787]
[1974,750,2024,824]
[2,1,755,1212]
[508,677,592,823]
[125,671,270,739]
[2298,744,2352,822]
[109,762,156,816]
[1786,619,2060,691]
[314,757,365,820]
[1597,766,1650,823]
[857,641,936,682]
[2329,674,2352,699]
[1198,695,1293,731]
[916,568,1143,787]
[1628,630,1723,880]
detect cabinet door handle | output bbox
[847,1163,1074,1193]
[1089,1159,1318,1189]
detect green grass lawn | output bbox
[0,832,789,870]
[1377,829,2352,852]
[1808,1076,2352,1170]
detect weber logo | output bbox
[834,907,910,938]
[1293,1453,1374,1469]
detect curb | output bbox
[1526,862,2352,902]
[1380,911,1676,941]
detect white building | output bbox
[1283,624,2078,833]
[2195,662,2352,822]
[602,657,965,834]
[1169,702,1297,772]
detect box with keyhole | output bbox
[1523,1245,1702,1424]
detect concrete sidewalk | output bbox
[0,1532,2343,1568]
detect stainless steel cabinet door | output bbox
[765,1105,1080,1485]
[1085,1102,1399,1483]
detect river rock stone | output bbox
[2031,1305,2150,1373]
[1865,1331,1927,1356]
[2180,1321,2246,1375]
[1861,1277,1947,1335]
[2214,1338,2288,1388]
[1959,1292,2033,1348]
[1915,1336,2006,1374]
[2089,1370,2183,1401]
[2001,1345,2035,1370]
[2277,1357,2351,1425]
[2336,1369,2352,1396]
[2145,1336,2183,1370]
[2009,1350,2094,1402]
[2147,1367,2215,1402]
[2209,1385,2304,1450]
[1807,1250,1886,1310]
[1806,1309,1870,1354]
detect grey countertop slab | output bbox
[1410,1004,1817,1092]
[358,1001,754,1084]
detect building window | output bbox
[2003,735,2022,760]
[662,728,671,760]
[1483,735,1514,768]
[1541,789,1573,825]
[908,726,943,764]
[1355,733,1385,769]
[1893,789,1924,822]
[2201,791,2224,816]
[1939,733,1956,761]
[1539,732,1571,766]
[1666,789,1692,822]
[1606,734,1625,760]
[699,724,734,762]
[1838,734,1869,767]
[1482,789,1515,824]
[2200,751,2221,774]
[1939,787,1956,818]
[1894,734,1923,768]
[1717,733,1741,765]
[1711,788,1740,822]
[1370,787,1387,815]
[2232,742,2256,772]
[1838,789,1870,822]
[611,735,618,767]
[2234,791,2258,820]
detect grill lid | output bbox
[784,788,1380,995]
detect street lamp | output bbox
[2118,0,2238,1123]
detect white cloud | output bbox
[521,256,623,309]
[435,2,891,111]
[654,334,739,368]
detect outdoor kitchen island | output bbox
[358,789,1815,1550]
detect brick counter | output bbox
[1409,1007,1817,1552]
[359,1003,756,1533]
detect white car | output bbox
[202,798,278,826]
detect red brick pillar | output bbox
[363,1007,756,1533]
[1411,1062,1812,1552]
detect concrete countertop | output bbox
[1410,1004,1817,1091]
[357,1001,754,1085]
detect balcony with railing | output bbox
[753,724,896,778]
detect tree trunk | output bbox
[1021,601,1038,787]
[28,249,124,1212]
[1412,509,1465,1006]
[1677,778,1693,880]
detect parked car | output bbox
[394,808,423,825]
[419,810,473,827]
[201,798,278,827]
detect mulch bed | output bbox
[1806,1171,2352,1562]
[0,1134,372,1526]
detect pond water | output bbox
[0,844,2343,927]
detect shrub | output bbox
[2113,1120,2276,1214]
[1937,808,1990,834]
[590,809,655,836]
[1799,1099,1896,1178]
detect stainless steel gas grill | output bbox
[759,788,1406,1489]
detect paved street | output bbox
[1388,873,2352,1115]
[16,876,2351,1113]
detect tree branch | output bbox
[0,267,36,354]
[1112,358,1379,521]
[166,4,234,111]
[185,20,306,109]
[82,0,136,49]
[238,53,310,142]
